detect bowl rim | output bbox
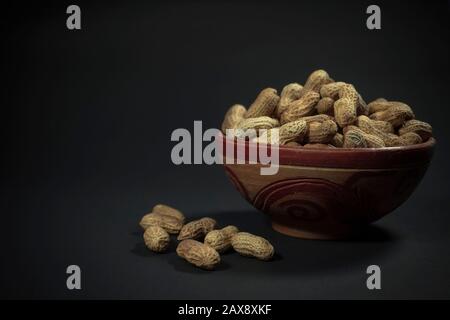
[219,133,436,169]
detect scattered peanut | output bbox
[177,240,220,270]
[152,204,185,225]
[204,225,239,253]
[138,207,276,271]
[139,212,183,234]
[231,232,274,261]
[143,226,170,253]
[177,217,217,240]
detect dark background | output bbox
[1,0,449,299]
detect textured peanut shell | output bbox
[204,225,239,253]
[221,104,246,133]
[237,116,280,131]
[343,125,385,148]
[330,132,344,147]
[143,226,170,253]
[357,95,369,116]
[399,132,423,145]
[177,240,220,270]
[300,69,333,96]
[152,204,185,224]
[367,99,403,114]
[305,120,338,144]
[398,120,432,141]
[334,84,359,128]
[177,217,217,240]
[176,239,199,258]
[369,119,394,134]
[343,130,368,148]
[278,120,308,144]
[316,97,335,115]
[357,116,402,147]
[245,88,280,118]
[139,213,183,234]
[369,102,415,127]
[276,83,303,117]
[297,114,333,124]
[231,232,274,261]
[320,82,346,99]
[280,91,320,124]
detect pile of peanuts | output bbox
[139,204,274,270]
[221,69,433,148]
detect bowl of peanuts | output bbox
[220,70,435,240]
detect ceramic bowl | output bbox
[220,134,435,239]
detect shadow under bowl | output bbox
[220,134,435,240]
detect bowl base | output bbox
[271,218,359,240]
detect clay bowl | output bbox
[220,134,435,240]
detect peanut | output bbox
[280,91,320,124]
[357,115,402,147]
[139,212,183,234]
[316,97,335,115]
[143,226,170,253]
[279,120,308,144]
[297,114,333,124]
[398,120,432,141]
[276,83,303,117]
[231,232,274,261]
[221,104,246,133]
[177,217,217,240]
[334,84,359,128]
[204,225,239,253]
[300,69,333,96]
[343,130,368,148]
[369,119,394,134]
[176,240,220,270]
[357,95,369,116]
[330,132,344,147]
[320,82,346,100]
[343,125,385,148]
[305,120,338,144]
[237,116,280,132]
[245,88,280,118]
[222,69,433,149]
[152,204,185,225]
[368,99,395,114]
[399,132,423,146]
[369,102,415,127]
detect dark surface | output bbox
[1,0,449,299]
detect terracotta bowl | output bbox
[220,134,435,240]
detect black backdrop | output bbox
[1,0,449,299]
